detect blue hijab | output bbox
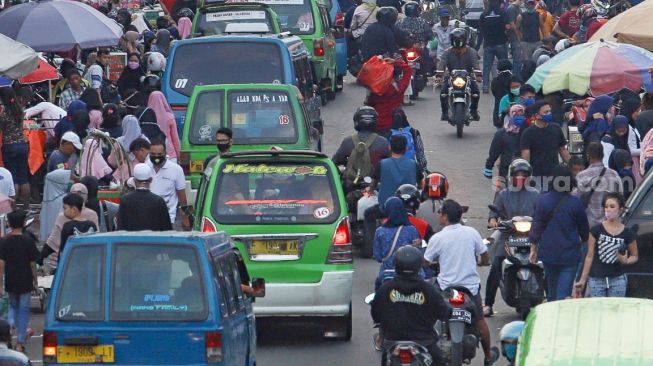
[581,95,613,141]
[383,197,409,227]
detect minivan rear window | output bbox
[111,244,208,321]
[197,9,274,36]
[55,245,104,321]
[212,161,340,224]
[170,42,284,97]
[261,0,315,34]
[229,91,298,144]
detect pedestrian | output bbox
[80,176,100,219]
[484,104,526,184]
[79,136,113,184]
[83,49,110,100]
[531,36,556,62]
[204,127,233,168]
[479,0,510,93]
[536,1,555,37]
[59,193,98,258]
[568,155,584,178]
[529,164,590,301]
[117,53,145,97]
[117,163,173,231]
[54,100,87,145]
[24,100,67,140]
[79,88,103,130]
[611,149,635,200]
[0,210,38,353]
[431,7,455,70]
[491,59,513,128]
[574,192,638,298]
[520,100,570,186]
[635,93,653,137]
[177,16,192,39]
[0,318,31,365]
[129,138,151,165]
[110,115,149,182]
[520,59,537,83]
[58,70,86,110]
[0,88,30,210]
[497,76,523,121]
[580,95,614,146]
[619,98,643,184]
[151,29,172,57]
[506,0,523,75]
[148,91,181,162]
[553,0,581,39]
[361,7,400,61]
[101,104,123,138]
[53,59,88,104]
[574,142,622,227]
[516,0,545,60]
[390,108,427,173]
[0,166,15,209]
[147,139,190,229]
[119,31,143,55]
[47,131,82,173]
[39,169,76,244]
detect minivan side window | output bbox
[55,245,104,321]
[635,190,653,218]
[211,255,232,318]
[223,252,246,310]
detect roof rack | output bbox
[220,150,328,158]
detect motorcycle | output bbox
[435,287,481,366]
[488,206,545,320]
[350,177,375,257]
[403,44,427,100]
[438,69,477,138]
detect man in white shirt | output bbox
[84,49,109,91]
[24,102,67,140]
[424,199,498,366]
[147,139,191,230]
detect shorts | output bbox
[2,142,29,184]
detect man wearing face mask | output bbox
[147,139,191,230]
[521,101,571,188]
[204,127,233,169]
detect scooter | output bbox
[435,287,482,366]
[438,69,478,138]
[348,176,374,250]
[403,44,427,100]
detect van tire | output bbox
[330,303,352,341]
[336,75,344,92]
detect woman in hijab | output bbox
[148,91,180,161]
[580,95,614,145]
[101,104,123,138]
[80,138,113,184]
[177,16,192,39]
[80,176,100,219]
[151,29,171,58]
[490,59,513,128]
[620,97,643,184]
[109,116,146,183]
[142,31,156,53]
[610,116,630,152]
[485,104,526,184]
[119,31,144,55]
[372,196,421,290]
[610,149,635,200]
[117,53,145,96]
[71,109,90,141]
[116,9,138,33]
[391,108,427,172]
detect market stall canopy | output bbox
[0,33,38,79]
[0,0,123,52]
[589,0,653,50]
[527,41,653,96]
[19,57,59,84]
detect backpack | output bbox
[390,127,415,160]
[345,133,377,186]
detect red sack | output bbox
[357,56,394,95]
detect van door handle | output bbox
[64,336,99,346]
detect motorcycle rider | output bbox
[371,245,449,364]
[396,2,433,45]
[395,184,435,241]
[431,7,455,72]
[483,159,539,317]
[361,7,400,61]
[437,28,481,122]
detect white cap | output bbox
[133,163,154,181]
[61,131,82,150]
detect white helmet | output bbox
[147,52,166,72]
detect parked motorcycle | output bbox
[403,44,427,99]
[439,69,476,138]
[488,206,545,320]
[435,287,481,366]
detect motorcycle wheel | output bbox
[451,340,464,366]
[454,103,465,138]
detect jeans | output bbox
[484,255,505,308]
[588,275,628,297]
[482,44,508,91]
[543,263,577,301]
[8,292,31,343]
[509,39,523,76]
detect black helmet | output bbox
[509,158,532,177]
[377,6,399,26]
[404,1,420,17]
[177,7,195,19]
[353,106,378,131]
[450,28,467,49]
[395,184,421,211]
[394,246,423,275]
[142,75,161,92]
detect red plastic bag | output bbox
[357,56,394,95]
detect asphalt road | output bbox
[22,75,519,365]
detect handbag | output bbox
[382,225,403,262]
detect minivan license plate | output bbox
[251,240,300,255]
[451,309,472,324]
[57,345,114,363]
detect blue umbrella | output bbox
[0,0,123,52]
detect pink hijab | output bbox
[147,91,181,159]
[178,17,192,39]
[88,109,103,130]
[80,138,114,180]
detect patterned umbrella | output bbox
[0,0,123,52]
[527,40,653,96]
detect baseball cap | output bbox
[61,131,83,150]
[438,7,450,16]
[133,163,154,181]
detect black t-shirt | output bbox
[60,220,97,257]
[0,234,39,294]
[589,224,636,278]
[479,9,509,46]
[117,190,173,231]
[520,123,567,177]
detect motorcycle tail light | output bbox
[449,289,465,306]
[398,348,413,364]
[406,50,417,61]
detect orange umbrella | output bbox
[18,57,58,84]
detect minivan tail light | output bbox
[327,217,352,264]
[179,151,191,176]
[43,331,57,363]
[205,331,223,363]
[334,12,345,38]
[314,39,325,57]
[201,217,217,233]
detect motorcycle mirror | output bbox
[488,204,500,213]
[461,205,469,213]
[364,293,375,304]
[363,176,372,184]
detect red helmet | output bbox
[425,172,449,200]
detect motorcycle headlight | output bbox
[513,221,532,233]
[452,77,466,88]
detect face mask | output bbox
[512,115,526,127]
[128,61,140,70]
[217,143,231,153]
[511,176,527,189]
[510,87,520,96]
[540,113,554,123]
[605,209,621,221]
[150,155,166,166]
[524,97,536,107]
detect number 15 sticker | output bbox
[279,114,290,125]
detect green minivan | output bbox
[192,2,283,36]
[180,84,320,189]
[193,150,353,339]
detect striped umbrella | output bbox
[527,40,653,96]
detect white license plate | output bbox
[453,97,466,103]
[451,309,472,324]
[508,236,530,247]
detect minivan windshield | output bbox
[197,8,274,36]
[170,42,284,97]
[258,0,315,34]
[111,244,208,321]
[213,161,339,224]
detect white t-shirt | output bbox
[24,102,67,139]
[424,223,487,295]
[0,168,15,197]
[84,64,104,90]
[148,159,186,223]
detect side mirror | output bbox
[461,205,469,213]
[252,278,266,297]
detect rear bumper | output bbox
[253,270,353,316]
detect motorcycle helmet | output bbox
[500,321,525,363]
[142,75,161,92]
[395,184,421,211]
[404,1,420,17]
[147,52,166,72]
[509,158,532,177]
[177,7,195,19]
[425,172,449,200]
[376,6,399,26]
[450,27,467,49]
[394,246,423,275]
[353,106,378,131]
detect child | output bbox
[59,193,98,258]
[0,210,39,353]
